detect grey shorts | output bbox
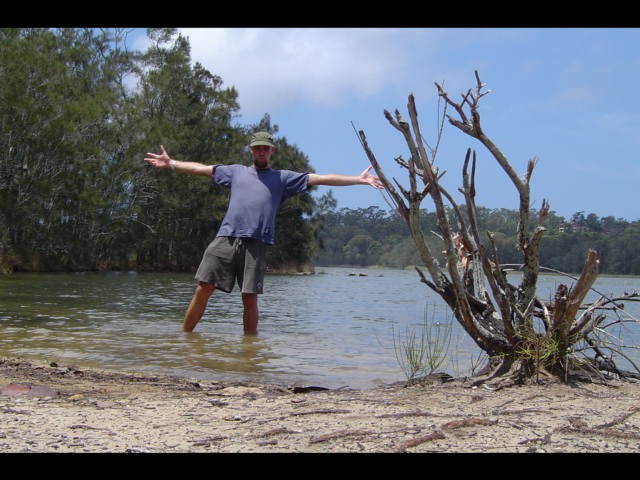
[195,236,267,294]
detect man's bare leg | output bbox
[242,292,259,335]
[183,282,215,332]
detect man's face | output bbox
[250,145,274,170]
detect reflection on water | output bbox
[1,268,639,389]
[181,333,276,374]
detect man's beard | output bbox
[253,158,268,170]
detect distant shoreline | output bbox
[3,264,640,280]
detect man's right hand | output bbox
[144,146,213,177]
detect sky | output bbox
[133,28,640,221]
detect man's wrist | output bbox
[169,159,177,170]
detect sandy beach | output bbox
[2,356,640,453]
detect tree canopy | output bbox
[0,28,318,274]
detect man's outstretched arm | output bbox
[307,166,384,189]
[144,145,213,177]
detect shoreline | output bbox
[2,356,640,453]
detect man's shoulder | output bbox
[276,168,307,177]
[258,167,305,178]
[216,163,246,169]
[214,163,250,174]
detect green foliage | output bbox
[392,305,453,382]
[514,333,563,382]
[313,202,640,275]
[0,28,128,271]
[0,28,318,273]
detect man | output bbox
[144,131,383,334]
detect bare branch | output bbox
[563,249,600,324]
[355,71,634,382]
[435,81,469,126]
[354,127,409,222]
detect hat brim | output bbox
[250,141,275,147]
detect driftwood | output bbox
[308,429,372,445]
[358,70,639,382]
[396,431,446,452]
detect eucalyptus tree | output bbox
[129,28,244,270]
[0,28,132,271]
[0,28,326,274]
[131,29,319,273]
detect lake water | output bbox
[1,267,639,390]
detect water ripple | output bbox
[1,269,639,389]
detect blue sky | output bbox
[134,28,640,221]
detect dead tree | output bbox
[358,71,639,385]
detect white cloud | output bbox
[180,28,412,117]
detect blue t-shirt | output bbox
[211,164,309,245]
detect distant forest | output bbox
[314,194,640,275]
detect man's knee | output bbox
[196,282,215,297]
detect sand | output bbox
[2,356,640,453]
